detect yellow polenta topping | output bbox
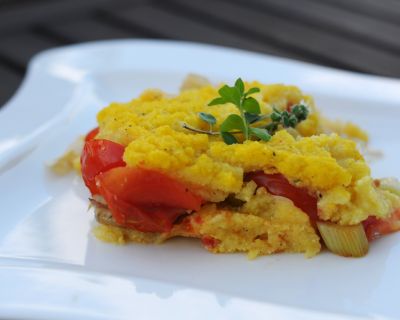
[88,79,400,258]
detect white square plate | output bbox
[0,40,399,320]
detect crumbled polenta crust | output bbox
[87,78,399,257]
[93,224,165,245]
[49,136,84,175]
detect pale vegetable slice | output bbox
[317,221,369,257]
[180,73,210,91]
[379,178,400,196]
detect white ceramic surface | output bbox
[0,40,399,320]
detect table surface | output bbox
[1,0,400,106]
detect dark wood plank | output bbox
[320,0,400,25]
[0,0,48,10]
[231,0,400,53]
[0,0,132,33]
[0,31,59,68]
[39,16,144,43]
[0,65,23,107]
[102,4,300,60]
[165,0,400,76]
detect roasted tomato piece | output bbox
[201,236,220,250]
[363,209,400,241]
[81,139,126,194]
[85,127,100,142]
[245,171,318,221]
[96,167,202,232]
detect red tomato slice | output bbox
[363,208,400,241]
[81,139,126,194]
[96,167,202,232]
[245,171,318,221]
[85,127,99,142]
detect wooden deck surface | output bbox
[1,0,400,106]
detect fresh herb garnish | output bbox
[208,78,269,144]
[183,78,309,145]
[266,104,309,135]
[198,112,216,133]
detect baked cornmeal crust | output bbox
[53,75,400,258]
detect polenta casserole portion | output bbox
[54,75,400,258]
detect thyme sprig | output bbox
[265,104,309,135]
[183,78,309,145]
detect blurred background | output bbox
[1,0,400,106]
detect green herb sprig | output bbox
[266,104,309,135]
[208,78,270,144]
[183,78,309,145]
